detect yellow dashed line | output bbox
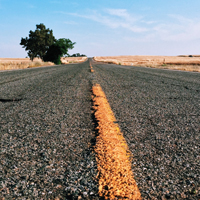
[90,62,94,72]
[92,83,141,200]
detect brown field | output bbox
[61,57,87,64]
[0,57,88,71]
[94,55,200,72]
[0,58,54,71]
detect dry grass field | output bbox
[61,56,87,64]
[0,57,88,71]
[94,55,200,72]
[0,58,54,71]
[0,57,87,70]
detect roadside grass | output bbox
[0,56,88,71]
[142,64,200,72]
[69,61,79,64]
[61,56,87,64]
[93,56,200,72]
[28,61,54,68]
[0,60,54,71]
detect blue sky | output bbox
[0,0,200,57]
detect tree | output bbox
[69,53,87,57]
[43,38,75,64]
[20,23,56,60]
[20,24,76,64]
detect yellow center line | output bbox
[90,62,94,72]
[91,79,141,199]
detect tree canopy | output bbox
[43,38,75,64]
[20,24,55,61]
[68,53,87,57]
[20,23,76,64]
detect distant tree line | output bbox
[20,23,86,64]
[67,53,86,57]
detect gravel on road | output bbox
[91,60,200,200]
[1,58,200,200]
[0,62,99,199]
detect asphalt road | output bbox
[91,59,200,200]
[0,62,99,199]
[0,59,199,199]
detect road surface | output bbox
[0,59,199,199]
[91,59,200,200]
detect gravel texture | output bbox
[91,60,200,200]
[0,62,99,199]
[1,59,199,200]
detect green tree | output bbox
[43,38,75,64]
[20,23,55,60]
[69,53,86,57]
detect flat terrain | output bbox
[94,55,200,72]
[0,59,199,199]
[0,57,87,71]
[0,58,54,71]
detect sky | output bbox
[0,0,200,58]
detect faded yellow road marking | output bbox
[92,84,141,200]
[90,62,94,72]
